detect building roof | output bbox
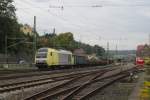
[73,48,86,56]
[137,44,150,57]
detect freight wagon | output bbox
[74,55,88,65]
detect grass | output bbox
[140,81,150,100]
[140,66,150,100]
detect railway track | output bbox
[0,65,114,80]
[0,69,38,75]
[23,67,137,100]
[0,69,111,94]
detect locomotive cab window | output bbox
[36,53,47,58]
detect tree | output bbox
[93,45,105,56]
[55,32,74,50]
[38,32,105,57]
[0,0,19,53]
[0,0,16,18]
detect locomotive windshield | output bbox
[36,53,47,58]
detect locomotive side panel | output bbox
[59,53,69,65]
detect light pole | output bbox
[5,35,7,64]
[107,42,109,64]
[33,16,37,62]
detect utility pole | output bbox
[5,35,7,64]
[115,44,118,64]
[149,34,150,57]
[149,34,150,45]
[107,42,109,64]
[53,28,55,34]
[116,44,118,56]
[33,16,37,62]
[52,28,55,48]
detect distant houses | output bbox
[73,48,86,56]
[137,44,150,57]
[20,24,34,36]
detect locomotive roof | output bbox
[38,47,49,50]
[38,48,72,54]
[38,48,58,52]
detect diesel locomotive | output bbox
[35,48,89,69]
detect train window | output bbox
[51,52,52,56]
[36,53,47,58]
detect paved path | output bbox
[128,72,145,100]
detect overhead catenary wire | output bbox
[15,0,102,36]
[15,0,128,47]
[14,0,149,49]
[15,4,150,9]
[15,4,150,10]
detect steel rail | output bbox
[24,67,136,100]
[39,71,106,100]
[0,70,97,87]
[0,65,112,80]
[0,69,106,93]
[23,70,108,100]
[58,68,136,100]
[78,74,130,100]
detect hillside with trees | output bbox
[38,32,105,57]
[0,0,33,54]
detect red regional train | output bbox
[136,57,144,69]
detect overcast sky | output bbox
[14,0,150,50]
